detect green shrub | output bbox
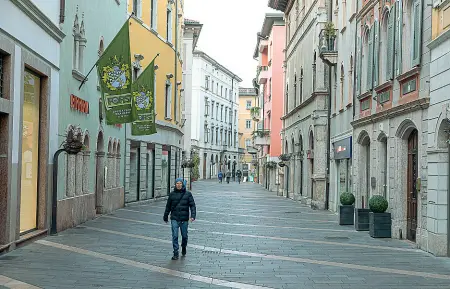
[369,195,388,213]
[340,192,355,206]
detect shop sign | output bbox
[70,94,89,114]
[333,136,352,159]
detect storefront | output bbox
[333,136,352,211]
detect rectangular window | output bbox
[246,100,251,109]
[402,78,417,95]
[221,105,223,121]
[205,99,209,116]
[360,98,370,111]
[212,80,214,92]
[150,0,157,29]
[234,109,237,124]
[221,86,223,96]
[225,88,228,98]
[378,91,390,103]
[211,101,214,118]
[245,120,251,129]
[205,76,209,89]
[225,107,228,122]
[133,0,138,15]
[166,8,173,43]
[165,82,172,118]
[245,139,251,147]
[216,104,218,119]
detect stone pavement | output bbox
[1,181,450,289]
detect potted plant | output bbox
[339,192,355,225]
[368,195,391,238]
[278,153,291,162]
[324,22,336,51]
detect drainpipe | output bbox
[448,142,450,256]
[174,0,179,126]
[324,0,334,211]
[59,0,65,23]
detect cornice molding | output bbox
[11,0,65,43]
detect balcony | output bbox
[257,65,269,84]
[238,147,245,154]
[318,24,338,66]
[259,39,268,52]
[247,146,258,155]
[252,129,270,146]
[250,107,261,122]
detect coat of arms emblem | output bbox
[102,56,131,91]
[133,85,153,111]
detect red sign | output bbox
[70,94,89,114]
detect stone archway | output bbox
[357,130,370,208]
[95,131,105,213]
[298,134,304,196]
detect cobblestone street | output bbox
[1,180,450,289]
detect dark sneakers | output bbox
[171,255,179,260]
[182,246,186,256]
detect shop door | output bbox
[20,70,40,233]
[407,129,418,242]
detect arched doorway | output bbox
[95,131,104,213]
[407,129,418,242]
[358,132,371,208]
[203,152,207,179]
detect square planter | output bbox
[339,205,354,225]
[354,208,370,231]
[369,212,392,238]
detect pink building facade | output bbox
[253,13,285,191]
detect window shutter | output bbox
[395,0,403,76]
[386,6,395,80]
[169,84,172,118]
[367,26,374,91]
[412,0,422,66]
[356,36,362,96]
[373,21,380,87]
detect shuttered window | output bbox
[412,0,422,66]
[356,36,362,96]
[361,98,370,111]
[386,6,395,80]
[395,0,403,76]
[373,21,380,87]
[367,26,374,91]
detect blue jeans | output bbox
[171,220,188,256]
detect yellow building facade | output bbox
[238,88,258,173]
[125,0,184,203]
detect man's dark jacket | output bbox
[163,187,196,222]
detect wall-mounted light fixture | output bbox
[166,73,174,79]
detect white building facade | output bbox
[191,51,242,179]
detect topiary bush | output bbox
[369,195,388,213]
[340,192,355,206]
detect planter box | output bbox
[369,212,392,238]
[354,208,370,231]
[339,205,354,225]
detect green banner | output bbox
[131,58,157,136]
[97,21,134,125]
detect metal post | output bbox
[51,148,67,235]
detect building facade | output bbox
[350,0,431,249]
[269,0,331,209]
[238,88,258,179]
[125,0,184,202]
[327,0,358,213]
[55,0,127,233]
[253,13,286,192]
[0,0,64,252]
[190,51,242,180]
[182,19,202,185]
[425,2,450,256]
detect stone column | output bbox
[82,150,90,194]
[116,153,121,188]
[95,151,105,211]
[107,153,115,189]
[75,152,83,196]
[66,154,76,197]
[154,144,163,197]
[140,142,147,200]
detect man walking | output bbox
[236,169,242,184]
[163,178,196,260]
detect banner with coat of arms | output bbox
[96,21,134,125]
[131,58,157,136]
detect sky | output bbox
[184,0,278,88]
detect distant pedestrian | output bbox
[226,171,231,183]
[163,178,196,260]
[236,170,242,184]
[218,171,223,183]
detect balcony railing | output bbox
[318,25,338,66]
[252,129,270,146]
[250,107,261,121]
